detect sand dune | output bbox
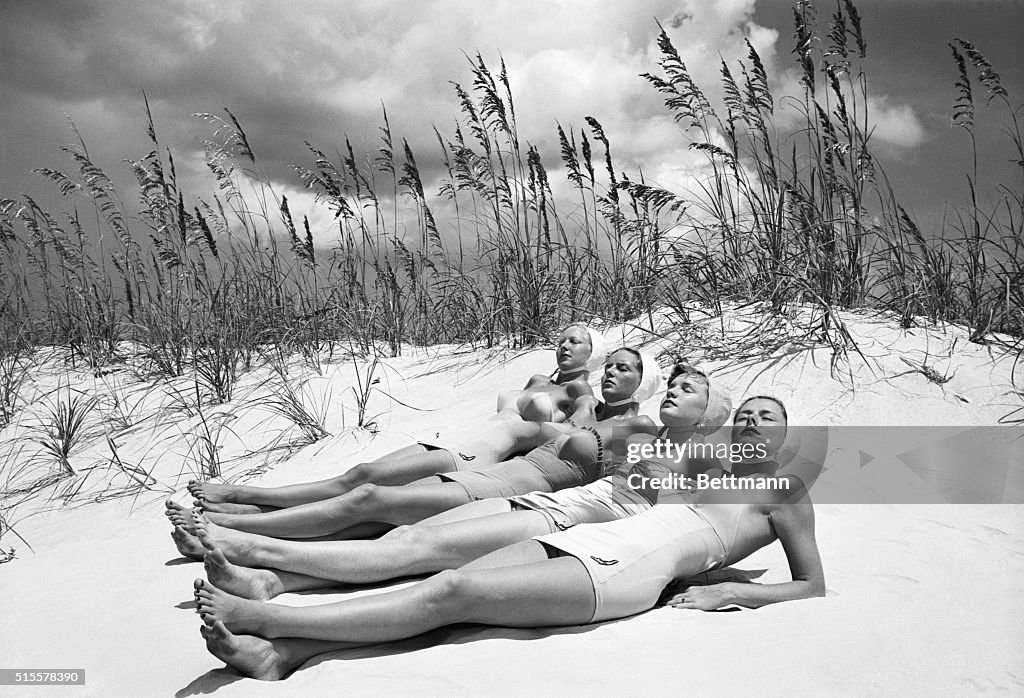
[1,310,1022,696]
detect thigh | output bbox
[457,553,597,627]
[417,497,513,526]
[421,511,554,566]
[372,482,473,525]
[364,451,455,485]
[459,537,553,571]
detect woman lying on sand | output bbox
[185,324,606,512]
[171,347,661,550]
[193,396,825,681]
[494,323,607,422]
[188,363,733,597]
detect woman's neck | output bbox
[731,461,780,477]
[596,400,637,420]
[553,367,587,384]
[660,424,698,445]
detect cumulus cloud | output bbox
[865,96,927,149]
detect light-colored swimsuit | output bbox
[535,494,748,622]
[509,474,653,532]
[438,432,602,499]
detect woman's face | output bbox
[731,398,788,461]
[659,373,709,428]
[600,349,643,403]
[555,325,593,372]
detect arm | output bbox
[566,394,601,424]
[668,489,825,611]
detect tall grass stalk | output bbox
[0,0,1018,396]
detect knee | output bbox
[339,463,373,487]
[346,483,380,508]
[422,569,473,612]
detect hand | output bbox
[664,583,735,611]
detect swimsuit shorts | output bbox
[534,501,727,622]
[509,476,653,533]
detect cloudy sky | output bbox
[1,0,1021,238]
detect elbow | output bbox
[808,578,827,599]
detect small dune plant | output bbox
[34,388,96,477]
[260,360,333,447]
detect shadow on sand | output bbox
[177,619,610,693]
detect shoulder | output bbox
[628,414,657,429]
[566,377,595,396]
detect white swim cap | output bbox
[633,351,663,404]
[696,380,733,435]
[582,326,607,374]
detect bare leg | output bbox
[194,500,279,515]
[296,522,395,540]
[187,420,550,509]
[197,509,554,589]
[197,482,472,538]
[200,617,358,681]
[185,445,454,508]
[194,543,596,642]
[413,497,513,526]
[204,549,328,599]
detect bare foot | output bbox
[205,549,280,600]
[171,526,205,561]
[194,578,266,635]
[196,499,266,515]
[200,618,290,681]
[189,479,238,504]
[166,499,197,532]
[192,510,258,564]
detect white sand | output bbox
[1,310,1022,696]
